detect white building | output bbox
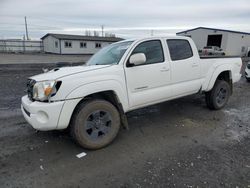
[41,33,123,55]
[177,27,250,56]
[0,39,43,53]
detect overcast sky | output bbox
[0,0,250,39]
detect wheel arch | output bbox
[65,80,128,111]
[75,90,123,111]
[203,65,233,92]
[57,81,129,130]
[68,90,129,130]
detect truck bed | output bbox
[200,56,240,59]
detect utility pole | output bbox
[24,16,29,40]
[101,25,104,37]
[23,34,26,52]
[151,30,154,36]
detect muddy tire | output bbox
[205,80,230,110]
[70,99,120,149]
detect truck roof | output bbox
[120,35,191,43]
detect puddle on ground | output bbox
[178,118,199,128]
[222,107,250,142]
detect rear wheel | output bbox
[205,80,230,110]
[70,99,120,149]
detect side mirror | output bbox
[129,53,146,66]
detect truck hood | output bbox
[30,65,111,81]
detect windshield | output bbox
[87,41,133,66]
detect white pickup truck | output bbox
[199,46,225,56]
[21,36,242,149]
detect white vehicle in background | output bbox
[199,46,225,56]
[245,62,250,82]
[247,47,250,57]
[21,36,242,149]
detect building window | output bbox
[241,46,245,53]
[64,41,72,48]
[55,41,58,48]
[80,42,87,48]
[95,43,101,48]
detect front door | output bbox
[125,40,171,109]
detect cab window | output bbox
[167,39,193,61]
[130,40,164,65]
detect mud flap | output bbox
[117,103,129,130]
[121,113,129,130]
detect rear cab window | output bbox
[167,39,193,61]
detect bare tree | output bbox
[93,30,99,37]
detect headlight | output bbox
[32,80,60,101]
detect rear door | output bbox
[166,39,202,97]
[125,39,171,108]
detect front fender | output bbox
[65,79,129,112]
[56,79,128,130]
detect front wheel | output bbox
[70,99,120,149]
[205,80,231,110]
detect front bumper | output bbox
[21,95,64,131]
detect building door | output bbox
[207,34,222,47]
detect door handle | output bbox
[160,67,170,72]
[192,64,198,68]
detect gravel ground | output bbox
[0,53,91,64]
[0,63,249,188]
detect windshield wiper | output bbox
[95,63,115,65]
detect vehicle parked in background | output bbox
[21,36,242,149]
[245,62,250,82]
[199,46,225,56]
[247,47,250,57]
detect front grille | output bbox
[27,79,36,101]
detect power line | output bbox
[0,22,62,29]
[0,22,24,26]
[0,16,105,31]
